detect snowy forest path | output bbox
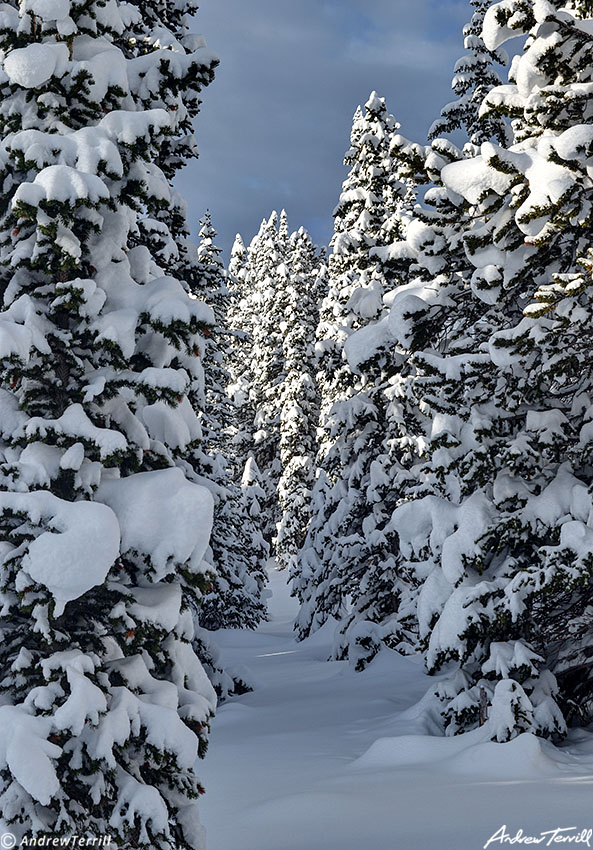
[200,566,593,850]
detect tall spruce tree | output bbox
[0,0,221,845]
[388,0,593,740]
[330,125,493,667]
[225,226,278,577]
[226,231,258,483]
[276,228,324,573]
[250,211,291,544]
[294,92,413,641]
[226,212,292,548]
[193,212,234,446]
[185,215,268,631]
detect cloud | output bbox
[181,0,472,258]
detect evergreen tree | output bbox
[294,92,413,640]
[0,0,221,845]
[250,211,291,543]
[227,216,325,574]
[226,231,257,481]
[183,215,268,632]
[327,36,530,667]
[429,0,510,145]
[197,476,268,631]
[194,211,234,445]
[225,225,284,579]
[389,0,593,740]
[238,455,270,578]
[278,208,289,263]
[276,228,324,572]
[226,212,291,548]
[329,126,491,667]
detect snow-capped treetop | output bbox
[229,233,247,278]
[430,0,510,145]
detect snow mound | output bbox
[141,397,201,450]
[350,730,560,779]
[101,109,171,145]
[129,583,182,632]
[447,733,561,778]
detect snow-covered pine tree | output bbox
[227,215,325,573]
[429,0,510,145]
[325,163,456,667]
[239,455,269,575]
[228,234,248,302]
[184,214,267,631]
[390,0,593,741]
[227,234,248,309]
[276,228,324,573]
[278,208,289,263]
[295,92,412,640]
[197,477,268,631]
[226,231,257,481]
[330,44,519,667]
[193,211,233,444]
[225,227,276,575]
[246,211,290,544]
[330,333,432,668]
[0,0,221,845]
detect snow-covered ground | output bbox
[201,567,593,850]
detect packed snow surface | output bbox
[201,566,593,850]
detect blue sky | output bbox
[183,0,472,257]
